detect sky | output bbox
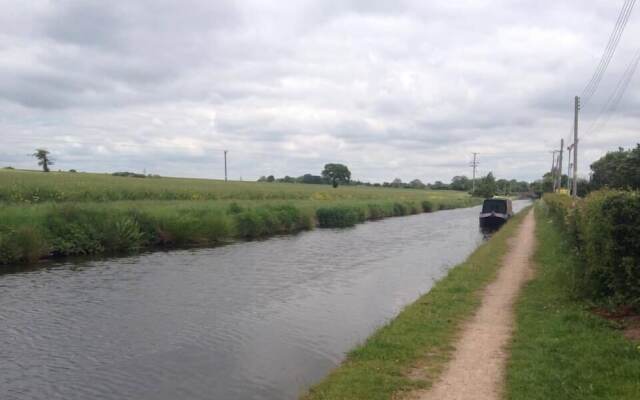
[1,0,639,183]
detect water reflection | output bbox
[0,201,529,400]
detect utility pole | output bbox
[470,153,479,194]
[567,143,573,194]
[224,150,228,182]
[557,138,564,191]
[550,150,558,191]
[572,96,580,197]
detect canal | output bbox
[0,201,529,400]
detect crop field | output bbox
[0,169,468,204]
[0,169,480,265]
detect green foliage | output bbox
[590,144,640,190]
[0,169,480,265]
[0,226,49,263]
[322,163,351,188]
[544,190,640,308]
[32,148,53,172]
[316,206,361,228]
[506,205,640,400]
[473,172,497,198]
[421,200,434,212]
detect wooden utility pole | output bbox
[550,150,558,191]
[557,138,564,190]
[572,96,580,197]
[470,153,479,194]
[224,150,228,182]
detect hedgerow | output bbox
[543,190,640,308]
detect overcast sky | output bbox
[1,0,639,183]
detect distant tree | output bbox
[266,175,275,182]
[408,179,426,189]
[590,144,640,190]
[257,176,268,182]
[474,172,497,198]
[322,163,351,188]
[391,178,404,188]
[69,169,77,173]
[300,174,325,184]
[450,175,471,191]
[32,149,53,172]
[431,180,449,190]
[280,175,296,183]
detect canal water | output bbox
[1,201,529,400]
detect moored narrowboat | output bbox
[479,198,513,229]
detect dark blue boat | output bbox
[479,198,513,229]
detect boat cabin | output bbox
[479,198,513,229]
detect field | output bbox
[0,169,480,265]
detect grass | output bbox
[0,170,481,265]
[302,207,531,400]
[505,204,640,400]
[0,169,472,205]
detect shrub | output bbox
[421,200,434,212]
[392,202,408,216]
[544,190,640,308]
[0,226,49,263]
[367,203,387,220]
[316,206,360,228]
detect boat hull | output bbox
[479,213,508,229]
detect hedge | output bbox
[543,190,640,308]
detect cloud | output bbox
[0,0,639,182]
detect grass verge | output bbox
[0,196,480,266]
[505,204,640,400]
[302,207,531,400]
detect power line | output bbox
[586,49,640,135]
[581,0,636,105]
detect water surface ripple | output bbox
[0,201,529,400]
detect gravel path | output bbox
[414,210,536,400]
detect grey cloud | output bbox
[1,0,639,183]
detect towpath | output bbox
[410,209,536,400]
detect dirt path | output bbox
[411,210,536,400]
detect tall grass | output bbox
[0,169,481,265]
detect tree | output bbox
[321,163,351,188]
[391,178,404,188]
[266,175,275,182]
[590,144,640,190]
[474,172,497,198]
[408,179,426,189]
[32,149,53,172]
[299,174,324,184]
[450,175,471,191]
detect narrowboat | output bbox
[479,198,513,229]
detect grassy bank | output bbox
[302,207,530,400]
[0,170,480,265]
[506,204,640,399]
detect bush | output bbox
[544,190,640,308]
[392,202,408,216]
[316,206,360,228]
[0,226,49,263]
[421,200,434,212]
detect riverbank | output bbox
[505,204,640,399]
[302,206,531,400]
[0,170,480,266]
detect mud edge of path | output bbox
[408,210,536,400]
